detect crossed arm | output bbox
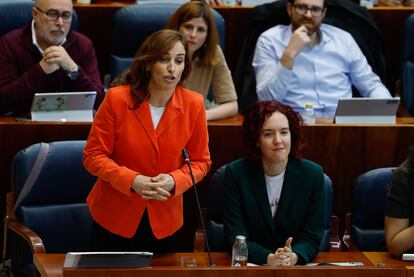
[385,216,414,257]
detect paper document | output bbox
[305,262,364,266]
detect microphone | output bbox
[182,148,214,266]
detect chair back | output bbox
[320,174,333,251]
[205,164,334,251]
[402,14,414,114]
[0,1,78,38]
[350,167,395,251]
[205,165,226,251]
[109,2,225,80]
[10,141,96,275]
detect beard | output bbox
[291,19,320,36]
[47,28,67,45]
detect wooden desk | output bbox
[364,251,412,268]
[363,252,414,277]
[33,252,405,277]
[2,116,414,252]
[407,266,414,277]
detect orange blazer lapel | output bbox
[155,88,182,137]
[133,101,158,151]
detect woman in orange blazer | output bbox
[83,30,211,252]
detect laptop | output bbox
[31,91,96,122]
[63,252,153,268]
[335,97,400,124]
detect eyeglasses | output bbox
[293,4,324,17]
[35,7,72,23]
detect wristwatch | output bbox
[66,66,80,80]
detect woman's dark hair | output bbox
[165,1,219,66]
[125,29,191,109]
[398,145,414,175]
[243,100,304,162]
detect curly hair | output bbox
[243,100,304,162]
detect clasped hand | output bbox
[286,26,311,57]
[39,45,78,74]
[132,174,175,201]
[281,26,311,70]
[267,237,298,266]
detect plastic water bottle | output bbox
[302,102,315,124]
[231,235,248,266]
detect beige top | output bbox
[183,45,237,106]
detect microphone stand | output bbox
[182,149,214,267]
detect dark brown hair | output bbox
[243,100,304,162]
[165,1,219,66]
[125,29,191,109]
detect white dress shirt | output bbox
[253,24,391,117]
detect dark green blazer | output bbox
[223,157,325,265]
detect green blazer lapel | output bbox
[274,159,301,225]
[133,101,158,150]
[248,162,276,236]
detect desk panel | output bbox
[364,251,411,268]
[33,252,405,277]
[407,266,414,277]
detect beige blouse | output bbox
[183,45,237,106]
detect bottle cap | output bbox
[305,102,313,108]
[235,235,246,243]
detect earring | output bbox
[145,66,150,78]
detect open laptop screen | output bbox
[335,97,400,124]
[31,91,96,122]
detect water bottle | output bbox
[231,235,248,266]
[302,102,315,124]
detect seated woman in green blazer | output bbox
[223,100,326,266]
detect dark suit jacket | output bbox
[223,157,325,265]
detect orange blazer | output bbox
[83,85,211,239]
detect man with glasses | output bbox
[0,0,104,115]
[253,0,391,117]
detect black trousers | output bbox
[90,210,179,253]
